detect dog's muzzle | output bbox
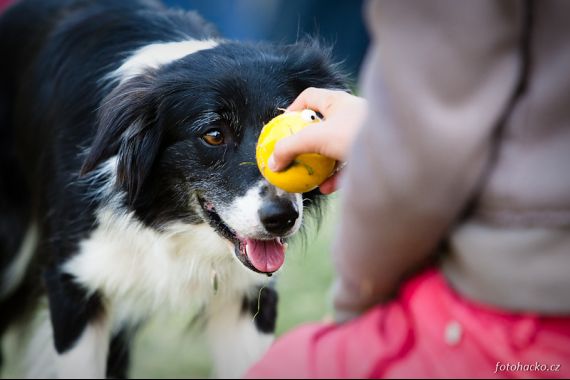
[197,182,302,275]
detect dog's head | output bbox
[81,40,346,274]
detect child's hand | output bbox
[269,88,367,194]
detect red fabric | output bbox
[247,269,570,378]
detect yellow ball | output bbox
[256,110,336,193]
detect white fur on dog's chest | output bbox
[64,208,263,323]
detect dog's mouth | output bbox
[197,197,287,275]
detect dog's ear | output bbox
[284,39,349,93]
[80,75,161,205]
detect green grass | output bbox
[130,198,340,378]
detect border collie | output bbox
[0,0,346,377]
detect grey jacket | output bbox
[333,0,570,317]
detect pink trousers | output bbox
[247,269,570,378]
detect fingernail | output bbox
[268,155,278,171]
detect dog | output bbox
[0,0,346,377]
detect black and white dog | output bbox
[0,0,345,377]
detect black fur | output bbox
[243,286,279,334]
[0,0,346,376]
[107,327,135,379]
[43,269,104,353]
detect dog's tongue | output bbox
[245,238,286,273]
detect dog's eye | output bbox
[202,129,225,146]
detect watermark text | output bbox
[494,361,561,374]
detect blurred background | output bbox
[164,0,369,81]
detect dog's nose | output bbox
[259,199,299,235]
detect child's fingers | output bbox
[286,87,345,116]
[269,124,332,171]
[319,174,339,195]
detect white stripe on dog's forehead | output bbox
[109,39,218,83]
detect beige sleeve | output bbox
[332,0,525,319]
